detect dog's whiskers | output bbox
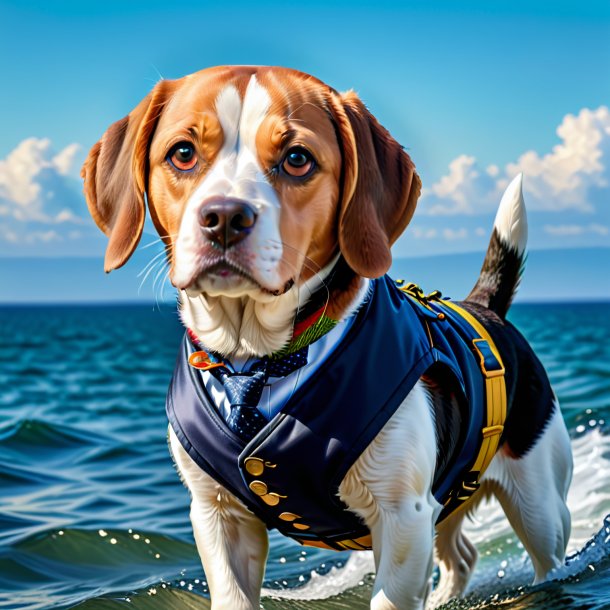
[138,258,165,295]
[140,233,178,250]
[138,249,168,278]
[138,240,175,297]
[153,263,172,312]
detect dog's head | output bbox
[82,66,421,354]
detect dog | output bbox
[82,66,573,610]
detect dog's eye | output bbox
[168,142,198,171]
[282,147,315,177]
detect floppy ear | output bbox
[81,79,176,272]
[328,90,421,278]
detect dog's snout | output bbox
[199,198,257,249]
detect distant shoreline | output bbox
[1,299,609,308]
[2,247,609,304]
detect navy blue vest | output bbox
[167,276,497,550]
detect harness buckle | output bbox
[472,338,505,378]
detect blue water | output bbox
[1,302,610,610]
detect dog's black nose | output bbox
[200,199,257,249]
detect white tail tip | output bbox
[494,173,528,255]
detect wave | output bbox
[0,529,201,610]
[64,513,610,610]
[3,429,605,610]
[1,417,609,609]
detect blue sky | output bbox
[0,0,608,298]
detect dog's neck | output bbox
[179,256,367,359]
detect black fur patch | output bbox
[422,365,465,491]
[467,229,525,320]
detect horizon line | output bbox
[1,297,609,307]
[1,244,610,261]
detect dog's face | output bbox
[82,66,421,304]
[149,67,345,299]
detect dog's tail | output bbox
[466,173,528,319]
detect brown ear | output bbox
[81,79,175,272]
[328,90,421,278]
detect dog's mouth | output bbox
[208,260,251,281]
[181,259,294,297]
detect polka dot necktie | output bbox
[209,347,309,441]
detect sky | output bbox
[0,0,608,300]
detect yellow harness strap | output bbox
[439,300,507,506]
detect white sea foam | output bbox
[262,552,374,600]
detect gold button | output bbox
[293,523,310,531]
[249,480,268,496]
[244,458,265,476]
[261,492,285,506]
[279,512,301,522]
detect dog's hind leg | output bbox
[432,506,478,605]
[481,405,573,583]
[169,427,268,610]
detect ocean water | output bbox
[1,301,610,610]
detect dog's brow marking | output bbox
[215,84,242,154]
[240,76,271,154]
[213,77,271,159]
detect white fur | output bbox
[169,428,269,610]
[339,381,442,610]
[494,173,528,255]
[180,286,300,357]
[479,403,572,582]
[180,254,353,358]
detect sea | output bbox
[1,299,610,610]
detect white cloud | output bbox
[442,228,468,240]
[55,209,85,224]
[0,138,85,225]
[0,138,93,252]
[409,226,474,241]
[411,227,438,239]
[0,225,62,244]
[52,143,82,176]
[544,223,609,237]
[421,106,610,216]
[423,155,500,216]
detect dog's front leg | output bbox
[340,383,441,610]
[169,427,268,610]
[369,498,437,610]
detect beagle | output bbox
[82,66,573,610]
